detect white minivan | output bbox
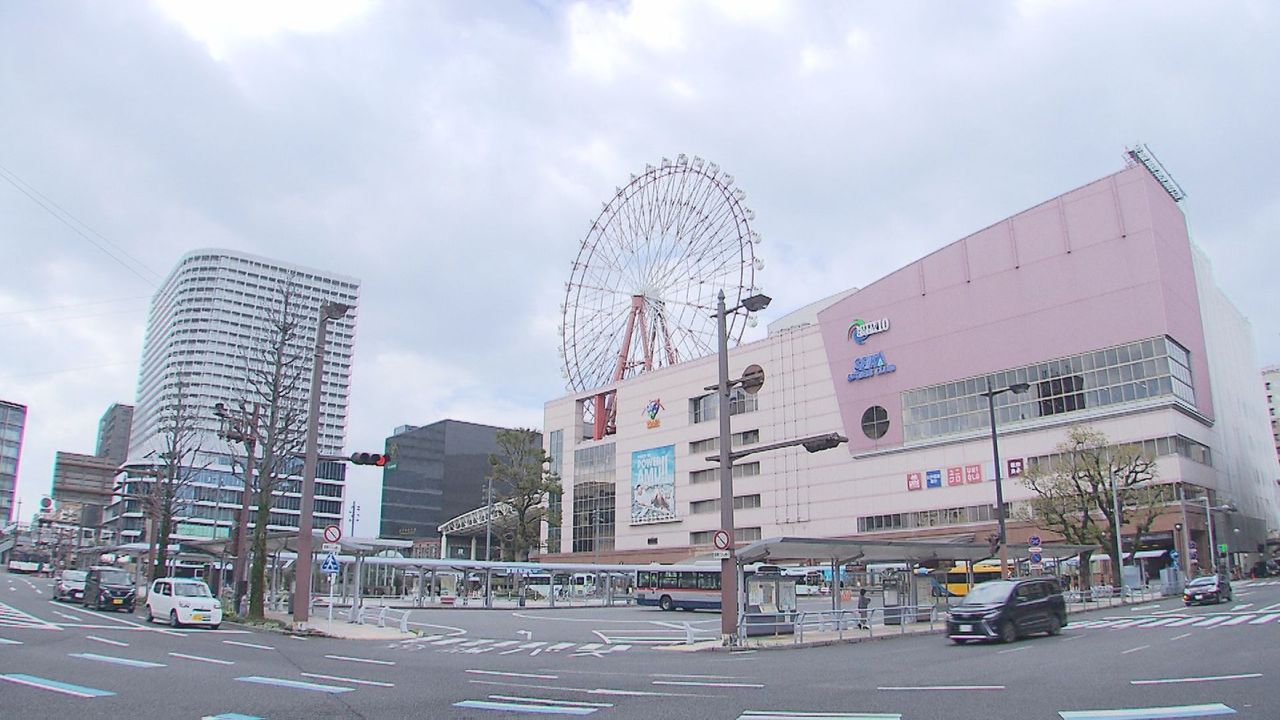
[144,578,223,629]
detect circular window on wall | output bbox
[861,405,889,439]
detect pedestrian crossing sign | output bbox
[321,553,340,574]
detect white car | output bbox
[144,578,223,629]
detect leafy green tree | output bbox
[488,429,561,561]
[1019,426,1164,587]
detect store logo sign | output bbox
[848,317,890,345]
[643,399,664,429]
[847,351,897,382]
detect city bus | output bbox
[636,564,724,610]
[938,562,1004,597]
[784,568,825,596]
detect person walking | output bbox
[857,588,871,629]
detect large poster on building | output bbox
[631,445,677,524]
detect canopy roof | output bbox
[735,536,1098,565]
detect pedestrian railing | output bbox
[735,605,940,645]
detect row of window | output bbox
[637,570,721,590]
[859,503,1001,533]
[690,527,762,545]
[900,337,1198,443]
[688,429,760,455]
[689,389,758,424]
[689,494,763,515]
[690,462,761,485]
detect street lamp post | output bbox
[292,301,352,629]
[215,401,260,614]
[980,377,1030,579]
[484,475,493,608]
[1109,455,1127,592]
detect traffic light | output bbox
[350,452,387,467]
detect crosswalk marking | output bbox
[1219,615,1254,626]
[1191,616,1231,627]
[1248,613,1280,624]
[0,601,59,631]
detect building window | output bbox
[689,388,758,424]
[689,494,762,514]
[900,336,1198,443]
[547,430,564,554]
[861,406,889,439]
[690,526,761,545]
[571,482,614,554]
[689,462,760,484]
[689,429,760,455]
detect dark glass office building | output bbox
[379,420,539,540]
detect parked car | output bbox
[1183,574,1232,605]
[82,566,137,612]
[946,577,1067,644]
[144,577,222,629]
[55,569,88,602]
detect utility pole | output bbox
[347,502,360,537]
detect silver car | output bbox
[56,569,88,602]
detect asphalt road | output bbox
[3,570,1279,719]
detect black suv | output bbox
[946,577,1067,644]
[83,566,137,612]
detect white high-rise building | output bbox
[109,249,361,544]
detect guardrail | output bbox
[734,604,940,645]
[1064,585,1162,608]
[347,603,413,632]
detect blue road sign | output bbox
[320,553,340,574]
[1029,535,1041,547]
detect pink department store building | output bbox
[540,161,1280,576]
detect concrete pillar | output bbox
[470,536,477,561]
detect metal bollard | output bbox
[378,606,388,628]
[684,622,694,644]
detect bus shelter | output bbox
[734,536,1096,635]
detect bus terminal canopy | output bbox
[735,536,1099,566]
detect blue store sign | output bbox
[847,351,897,382]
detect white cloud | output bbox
[153,0,375,60]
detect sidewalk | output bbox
[262,609,416,640]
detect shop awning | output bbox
[1133,549,1168,559]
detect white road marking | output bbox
[1129,604,1162,612]
[996,646,1031,654]
[324,654,396,666]
[300,672,394,687]
[0,637,23,645]
[53,611,81,622]
[1121,645,1150,655]
[501,641,547,655]
[1256,602,1280,612]
[0,673,115,698]
[467,669,559,680]
[169,652,235,665]
[1131,673,1262,685]
[1220,615,1254,626]
[652,680,765,688]
[488,695,613,708]
[1165,617,1202,627]
[1248,613,1280,624]
[878,685,1005,691]
[1170,632,1193,641]
[431,637,468,646]
[652,674,748,680]
[468,678,720,698]
[70,651,166,668]
[223,640,275,651]
[86,635,129,647]
[1230,603,1253,611]
[1132,618,1176,628]
[1191,616,1231,627]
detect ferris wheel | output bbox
[560,154,764,393]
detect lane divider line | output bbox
[323,654,395,666]
[1,673,116,698]
[878,685,1005,691]
[488,695,613,708]
[223,640,274,651]
[1057,702,1235,718]
[1131,673,1262,685]
[86,635,129,647]
[235,676,354,694]
[170,652,235,665]
[300,672,394,688]
[468,669,560,680]
[453,699,597,715]
[69,652,166,668]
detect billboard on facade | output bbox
[631,445,677,524]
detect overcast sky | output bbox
[3,1,1277,535]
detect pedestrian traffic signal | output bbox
[350,452,387,466]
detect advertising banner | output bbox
[631,445,677,524]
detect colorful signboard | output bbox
[643,399,664,429]
[907,472,923,491]
[926,470,942,489]
[1007,458,1024,477]
[631,445,677,524]
[847,317,890,345]
[965,464,984,484]
[946,467,964,486]
[847,351,897,382]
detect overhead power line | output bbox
[0,162,164,287]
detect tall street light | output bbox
[710,290,849,643]
[215,401,260,614]
[293,301,352,629]
[979,377,1030,579]
[1201,496,1236,577]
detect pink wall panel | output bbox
[817,166,1210,453]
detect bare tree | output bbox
[141,372,208,582]
[235,276,312,620]
[1019,425,1165,587]
[488,429,561,561]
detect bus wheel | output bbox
[659,595,674,611]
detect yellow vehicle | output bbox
[936,562,1004,597]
